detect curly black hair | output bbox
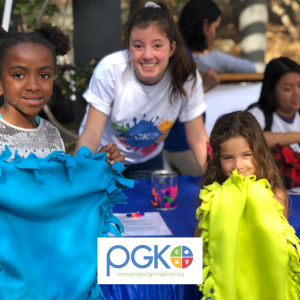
[0,24,71,78]
[178,0,221,52]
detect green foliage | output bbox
[56,58,101,97]
[0,0,59,31]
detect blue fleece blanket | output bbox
[0,146,133,300]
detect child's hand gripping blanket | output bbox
[0,146,133,300]
[197,170,300,300]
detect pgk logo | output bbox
[98,238,202,284]
[170,246,193,269]
[106,244,170,276]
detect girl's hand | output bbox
[263,131,300,149]
[202,68,220,93]
[98,142,125,166]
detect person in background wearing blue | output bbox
[164,0,256,177]
[183,0,256,74]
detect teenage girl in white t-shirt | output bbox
[248,57,300,152]
[76,1,209,180]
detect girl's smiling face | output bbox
[220,135,257,178]
[275,71,300,118]
[129,24,176,86]
[0,42,54,125]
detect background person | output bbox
[164,0,256,177]
[179,0,256,75]
[248,57,300,152]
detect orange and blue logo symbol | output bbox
[170,246,193,269]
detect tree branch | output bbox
[36,0,52,28]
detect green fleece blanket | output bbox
[197,170,300,300]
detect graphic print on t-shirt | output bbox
[112,115,173,155]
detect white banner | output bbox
[98,238,202,284]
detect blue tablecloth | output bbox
[290,194,300,236]
[114,177,201,237]
[101,177,300,300]
[101,177,201,300]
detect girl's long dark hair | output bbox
[204,111,286,198]
[248,57,300,114]
[178,0,221,52]
[125,1,197,103]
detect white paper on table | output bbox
[288,186,300,195]
[108,212,173,237]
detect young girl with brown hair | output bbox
[203,110,288,217]
[195,111,299,300]
[195,110,288,238]
[76,1,208,180]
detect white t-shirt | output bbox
[79,50,206,165]
[248,106,300,152]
